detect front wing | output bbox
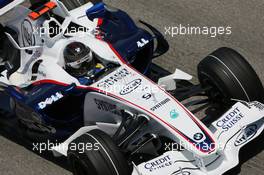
[133,101,264,175]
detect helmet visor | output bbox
[66,52,92,69]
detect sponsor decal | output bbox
[193,132,204,141]
[250,102,264,111]
[137,38,149,48]
[38,92,63,109]
[216,107,244,132]
[170,109,179,119]
[94,99,121,116]
[171,171,191,175]
[150,98,171,111]
[97,68,131,88]
[142,93,152,100]
[120,79,142,95]
[144,155,173,172]
[234,124,257,146]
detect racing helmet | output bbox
[64,42,95,77]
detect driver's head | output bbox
[64,42,95,77]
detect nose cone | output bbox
[92,65,218,157]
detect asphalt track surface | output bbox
[0,0,264,175]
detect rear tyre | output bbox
[198,47,264,105]
[67,129,131,175]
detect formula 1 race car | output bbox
[0,1,263,175]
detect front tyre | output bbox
[198,47,264,104]
[67,129,131,175]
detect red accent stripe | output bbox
[32,80,69,87]
[95,18,104,40]
[28,2,57,20]
[97,18,103,26]
[45,2,57,9]
[107,44,127,64]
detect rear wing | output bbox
[0,0,25,16]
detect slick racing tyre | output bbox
[67,129,131,175]
[198,47,264,104]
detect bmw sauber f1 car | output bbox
[0,1,263,175]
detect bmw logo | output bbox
[193,133,204,141]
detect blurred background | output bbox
[0,0,263,174]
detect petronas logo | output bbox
[170,109,179,119]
